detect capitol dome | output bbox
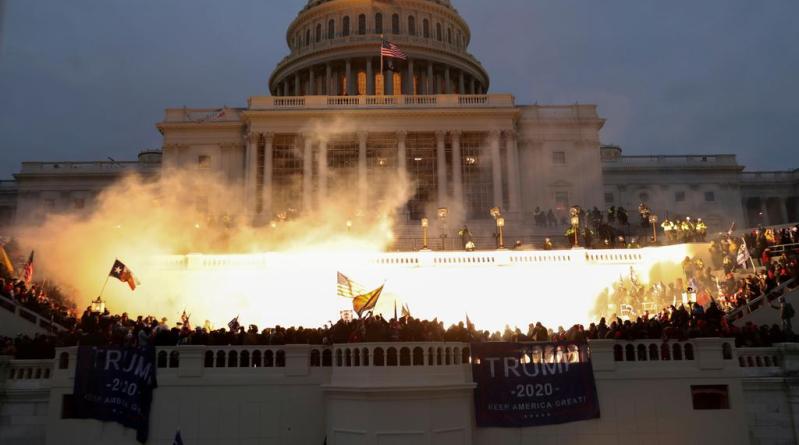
[269,0,489,97]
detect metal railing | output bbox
[725,278,796,321]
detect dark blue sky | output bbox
[1,0,797,179]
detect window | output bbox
[357,71,367,95]
[305,29,310,46]
[705,191,715,202]
[447,27,452,44]
[691,385,730,410]
[392,14,400,34]
[375,13,383,34]
[408,16,416,35]
[198,155,211,169]
[675,191,686,202]
[639,192,649,203]
[436,23,442,41]
[327,19,334,39]
[358,14,366,35]
[423,19,430,38]
[555,192,569,209]
[604,193,614,204]
[315,23,321,42]
[552,151,566,165]
[343,16,350,36]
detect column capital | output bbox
[487,129,501,140]
[449,129,462,138]
[244,132,261,144]
[503,129,517,140]
[434,130,447,141]
[263,131,275,143]
[396,129,408,142]
[357,131,369,144]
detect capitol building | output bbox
[0,0,795,242]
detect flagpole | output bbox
[98,274,111,300]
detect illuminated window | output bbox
[375,73,384,96]
[327,134,359,194]
[408,16,416,35]
[198,155,211,169]
[393,72,402,95]
[367,133,398,207]
[552,151,566,165]
[375,13,383,34]
[343,16,350,36]
[357,71,367,95]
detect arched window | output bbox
[216,351,226,367]
[408,16,416,35]
[157,351,167,368]
[204,351,214,368]
[169,351,180,368]
[413,347,424,366]
[436,23,442,41]
[672,343,683,361]
[276,350,285,367]
[228,351,238,367]
[392,14,400,34]
[336,349,343,367]
[637,344,647,361]
[315,23,322,42]
[462,347,470,364]
[327,19,335,39]
[625,344,635,361]
[310,349,320,367]
[374,347,385,366]
[322,349,332,367]
[252,350,262,367]
[305,29,311,46]
[375,13,383,34]
[343,16,350,37]
[722,343,733,360]
[264,350,274,367]
[400,347,411,366]
[648,344,659,361]
[387,347,398,366]
[684,343,694,360]
[358,14,366,35]
[423,19,430,38]
[240,350,250,367]
[362,348,370,366]
[58,351,69,369]
[447,27,452,44]
[345,349,352,367]
[457,30,462,48]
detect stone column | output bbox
[505,130,521,213]
[489,130,503,208]
[397,130,408,184]
[406,59,414,95]
[427,62,434,94]
[451,130,463,209]
[458,70,465,94]
[435,130,447,207]
[317,139,328,207]
[385,69,394,95]
[358,131,368,210]
[262,132,274,219]
[325,63,332,95]
[366,58,375,95]
[444,67,451,94]
[303,135,313,212]
[283,80,289,96]
[294,72,301,96]
[472,79,478,95]
[467,75,474,94]
[309,68,315,95]
[245,132,260,216]
[345,59,353,95]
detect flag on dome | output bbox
[353,285,384,317]
[381,39,407,61]
[22,250,34,285]
[109,259,139,291]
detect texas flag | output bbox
[109,259,140,291]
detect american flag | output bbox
[22,250,34,285]
[381,39,407,60]
[337,272,366,299]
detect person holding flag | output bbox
[228,315,240,332]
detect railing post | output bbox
[586,339,615,371]
[176,345,206,377]
[284,345,310,376]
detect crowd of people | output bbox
[0,277,78,330]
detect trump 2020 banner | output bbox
[471,341,600,427]
[72,345,158,443]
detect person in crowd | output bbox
[770,296,795,336]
